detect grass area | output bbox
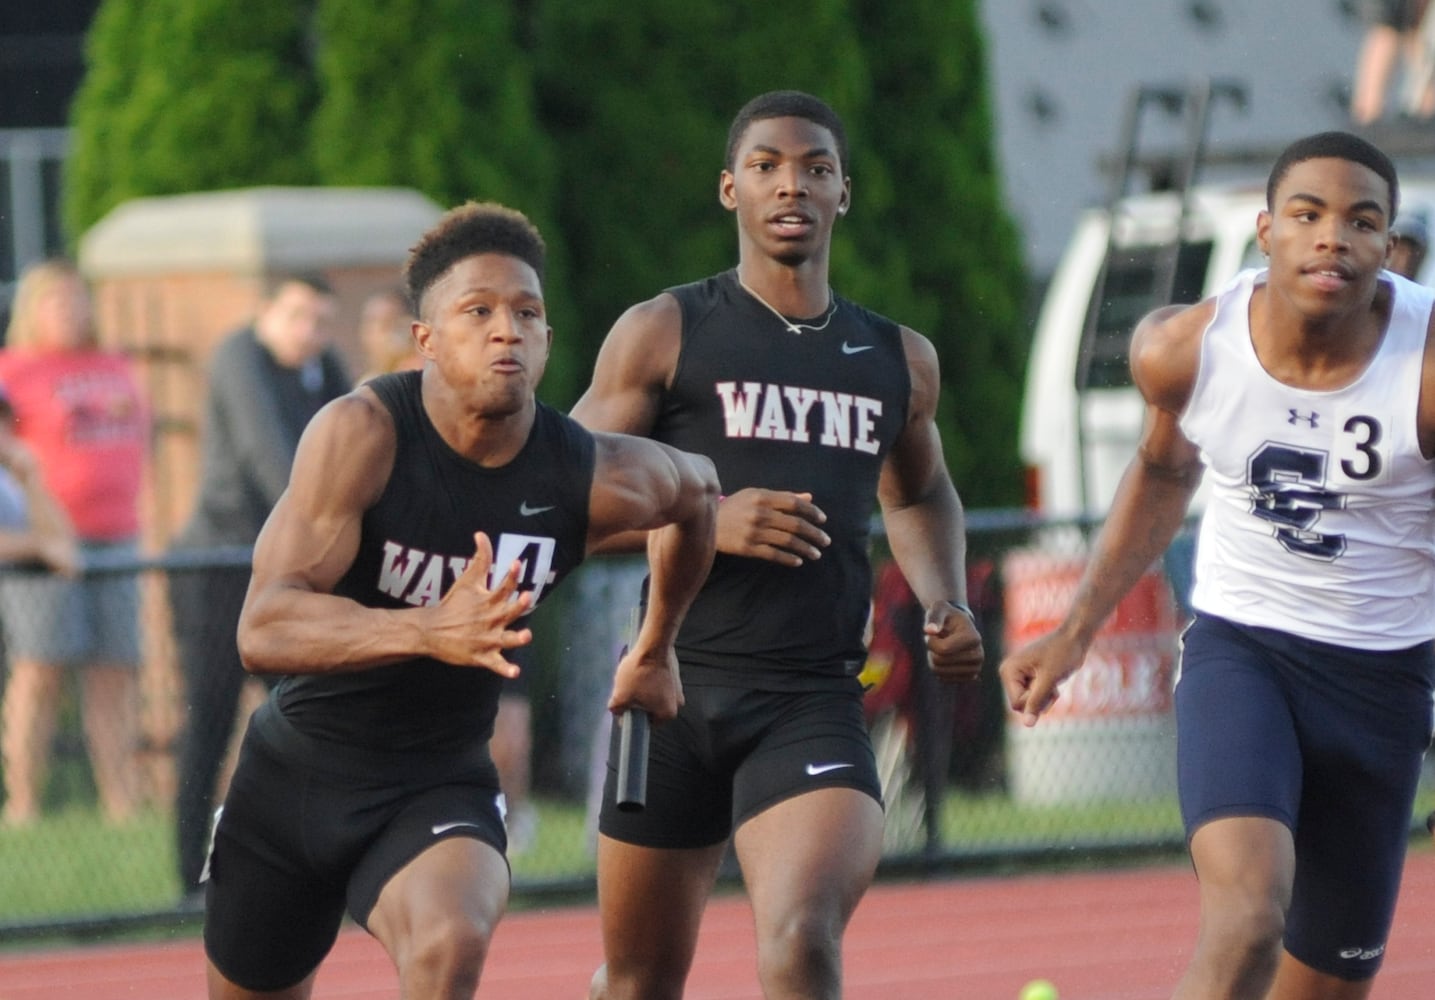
[934,781,1435,858]
[6,780,1435,933]
[937,788,1182,851]
[0,806,179,923]
[0,796,600,931]
[507,797,595,884]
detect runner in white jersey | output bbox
[1000,131,1435,1000]
[1185,266,1435,648]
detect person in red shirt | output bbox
[0,258,149,826]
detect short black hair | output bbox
[1267,131,1399,221]
[264,271,333,299]
[1393,209,1429,248]
[725,90,849,173]
[404,202,546,315]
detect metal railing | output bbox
[0,516,1428,941]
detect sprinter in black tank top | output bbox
[573,91,985,1000]
[201,203,718,1000]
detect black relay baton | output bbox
[615,605,651,812]
[615,708,650,812]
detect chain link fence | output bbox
[1,515,1430,940]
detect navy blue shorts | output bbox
[597,682,882,849]
[202,704,507,992]
[1176,614,1434,980]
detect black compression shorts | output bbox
[597,681,882,849]
[202,705,507,992]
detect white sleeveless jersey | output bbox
[1181,268,1435,650]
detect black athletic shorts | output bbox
[202,703,507,993]
[598,681,882,849]
[1176,614,1435,980]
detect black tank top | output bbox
[658,270,909,688]
[273,370,595,752]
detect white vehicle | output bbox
[1022,181,1263,518]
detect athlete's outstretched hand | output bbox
[998,630,1087,727]
[924,602,985,683]
[608,640,683,723]
[426,532,532,676]
[717,488,830,566]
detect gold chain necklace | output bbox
[738,277,837,335]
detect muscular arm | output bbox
[572,294,683,554]
[571,294,679,437]
[878,328,983,681]
[999,303,1208,724]
[587,432,720,720]
[237,389,531,677]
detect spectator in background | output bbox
[0,383,81,826]
[1350,0,1431,124]
[1390,209,1429,279]
[0,259,149,827]
[170,272,350,895]
[356,286,421,382]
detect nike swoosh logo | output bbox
[841,342,874,355]
[519,502,555,516]
[431,821,484,836]
[805,762,855,776]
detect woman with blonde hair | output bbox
[0,258,149,826]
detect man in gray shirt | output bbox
[171,272,351,895]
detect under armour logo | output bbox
[1287,409,1319,428]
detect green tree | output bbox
[840,0,1029,508]
[309,0,577,403]
[64,0,318,242]
[64,0,1026,497]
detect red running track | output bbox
[4,849,1435,998]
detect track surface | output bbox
[5,850,1435,998]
